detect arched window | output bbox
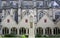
[36,27,43,35]
[45,27,52,35]
[11,27,17,34]
[2,27,9,35]
[14,10,18,24]
[19,27,26,35]
[53,27,60,35]
[38,11,45,20]
[55,11,60,20]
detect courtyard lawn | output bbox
[35,37,60,38]
[2,37,28,38]
[1,37,60,38]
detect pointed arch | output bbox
[53,27,60,35]
[2,27,9,35]
[45,27,52,35]
[36,27,43,35]
[19,27,26,35]
[11,27,17,34]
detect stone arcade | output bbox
[0,0,60,38]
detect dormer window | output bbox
[3,3,7,6]
[38,11,45,20]
[22,1,33,9]
[10,1,18,7]
[36,1,44,8]
[49,1,59,8]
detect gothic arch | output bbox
[36,27,43,35]
[2,27,9,35]
[11,27,17,34]
[45,27,52,35]
[53,27,60,35]
[19,27,26,35]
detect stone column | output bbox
[17,28,19,35]
[9,28,11,34]
[18,8,21,23]
[2,10,5,20]
[52,29,54,35]
[26,28,28,35]
[0,27,2,35]
[28,14,35,38]
[10,9,13,16]
[1,28,3,35]
[43,28,45,35]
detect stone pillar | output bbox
[43,28,45,35]
[28,14,35,38]
[18,8,21,23]
[17,28,19,35]
[1,27,3,35]
[10,9,13,16]
[2,10,4,16]
[18,0,21,8]
[2,10,5,20]
[0,27,2,35]
[53,9,56,19]
[9,28,11,34]
[26,28,28,35]
[52,29,54,35]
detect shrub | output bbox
[43,35,47,37]
[25,35,28,37]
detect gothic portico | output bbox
[0,0,60,38]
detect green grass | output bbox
[2,37,60,38]
[2,36,26,38]
[35,37,60,38]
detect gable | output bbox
[37,15,54,28]
[18,15,29,28]
[1,15,17,27]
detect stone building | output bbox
[0,0,60,36]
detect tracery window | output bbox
[36,1,44,8]
[38,11,45,21]
[48,0,60,8]
[55,11,60,20]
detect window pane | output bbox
[38,11,45,20]
[14,10,18,24]
[36,1,44,8]
[55,11,60,20]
